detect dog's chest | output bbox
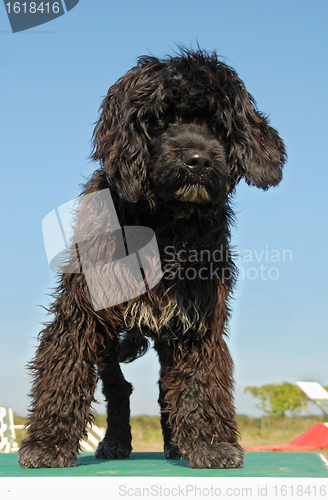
[121,240,233,337]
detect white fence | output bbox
[80,424,105,451]
[0,406,19,453]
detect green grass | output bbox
[12,413,328,459]
[130,415,163,451]
[237,414,327,449]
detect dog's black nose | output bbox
[183,151,212,174]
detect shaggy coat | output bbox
[19,49,286,469]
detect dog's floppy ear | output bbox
[224,75,287,190]
[92,58,165,203]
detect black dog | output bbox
[19,49,286,469]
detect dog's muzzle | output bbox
[182,150,213,175]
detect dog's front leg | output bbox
[19,287,98,468]
[159,335,244,469]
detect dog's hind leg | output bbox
[155,340,183,460]
[95,341,133,459]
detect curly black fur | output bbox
[19,49,286,469]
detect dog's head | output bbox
[148,122,228,204]
[92,49,286,205]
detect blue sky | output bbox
[1,0,327,419]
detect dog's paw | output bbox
[95,439,132,459]
[188,442,244,469]
[18,440,76,468]
[164,443,183,459]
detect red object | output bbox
[246,423,328,452]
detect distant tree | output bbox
[244,382,309,417]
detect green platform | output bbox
[1,452,328,478]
